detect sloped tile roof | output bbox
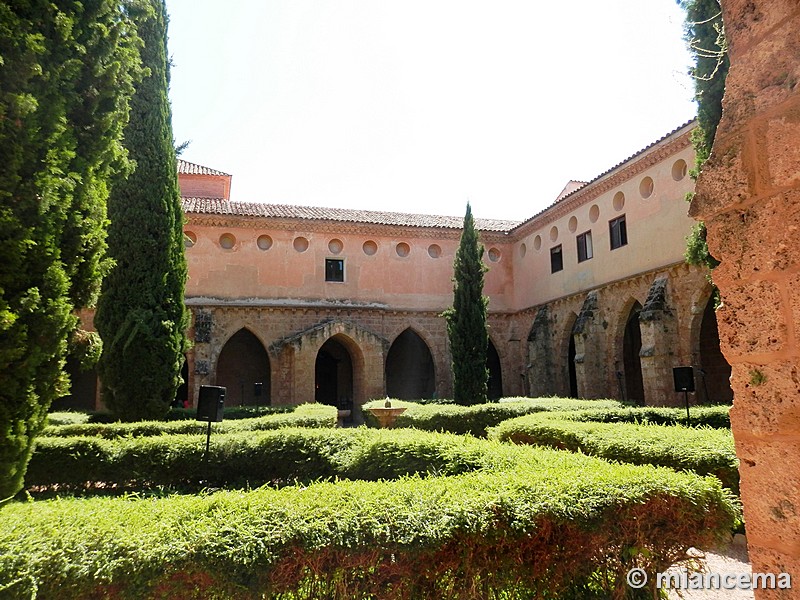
[181,197,521,233]
[555,180,587,201]
[177,159,231,177]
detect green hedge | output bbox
[3,435,739,599]
[538,405,731,428]
[41,403,336,439]
[26,428,534,491]
[362,397,625,436]
[489,414,739,491]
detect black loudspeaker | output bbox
[197,385,225,422]
[672,367,695,393]
[254,382,263,397]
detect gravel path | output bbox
[665,539,753,600]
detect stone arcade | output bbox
[60,120,732,414]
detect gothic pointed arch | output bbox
[215,328,271,406]
[560,312,579,398]
[697,295,733,404]
[487,337,503,400]
[315,334,357,409]
[386,328,436,400]
[621,300,645,405]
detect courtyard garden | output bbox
[0,397,740,599]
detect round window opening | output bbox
[533,235,542,251]
[363,240,378,256]
[589,204,600,223]
[293,237,309,253]
[328,238,343,254]
[549,226,559,242]
[219,233,236,250]
[613,191,625,211]
[639,176,654,199]
[396,242,410,257]
[519,243,527,258]
[184,231,197,248]
[672,159,688,181]
[428,244,441,259]
[488,248,501,262]
[257,235,273,251]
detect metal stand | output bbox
[683,390,690,425]
[203,420,212,476]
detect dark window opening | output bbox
[325,258,344,282]
[577,231,593,262]
[610,216,627,250]
[550,245,563,273]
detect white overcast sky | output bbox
[166,1,697,222]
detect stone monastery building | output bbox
[62,121,733,413]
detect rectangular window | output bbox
[609,215,627,250]
[550,245,563,273]
[577,231,593,262]
[325,258,344,282]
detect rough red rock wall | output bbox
[692,1,800,594]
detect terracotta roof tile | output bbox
[181,198,520,233]
[177,159,231,177]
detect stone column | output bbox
[527,306,555,397]
[639,278,681,407]
[693,1,800,592]
[573,291,607,399]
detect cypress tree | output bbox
[95,0,189,421]
[443,203,489,405]
[0,1,139,501]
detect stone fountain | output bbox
[367,398,407,428]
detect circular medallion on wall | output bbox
[362,240,378,256]
[639,176,654,199]
[672,159,688,181]
[293,236,309,253]
[328,238,343,254]
[257,235,273,251]
[613,191,625,211]
[519,243,527,258]
[219,233,236,249]
[549,226,559,242]
[533,235,542,251]
[589,204,600,223]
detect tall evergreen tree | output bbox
[443,203,489,405]
[95,0,189,421]
[0,1,139,501]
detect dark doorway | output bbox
[623,302,645,405]
[52,358,98,412]
[174,358,189,407]
[315,337,353,409]
[698,297,734,404]
[568,334,578,398]
[386,329,436,400]
[487,339,503,400]
[216,329,271,406]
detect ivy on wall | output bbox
[680,0,728,270]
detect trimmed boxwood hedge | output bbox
[41,403,336,439]
[552,405,731,428]
[489,413,739,491]
[3,432,739,599]
[362,397,625,436]
[26,428,540,491]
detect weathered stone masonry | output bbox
[694,1,800,593]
